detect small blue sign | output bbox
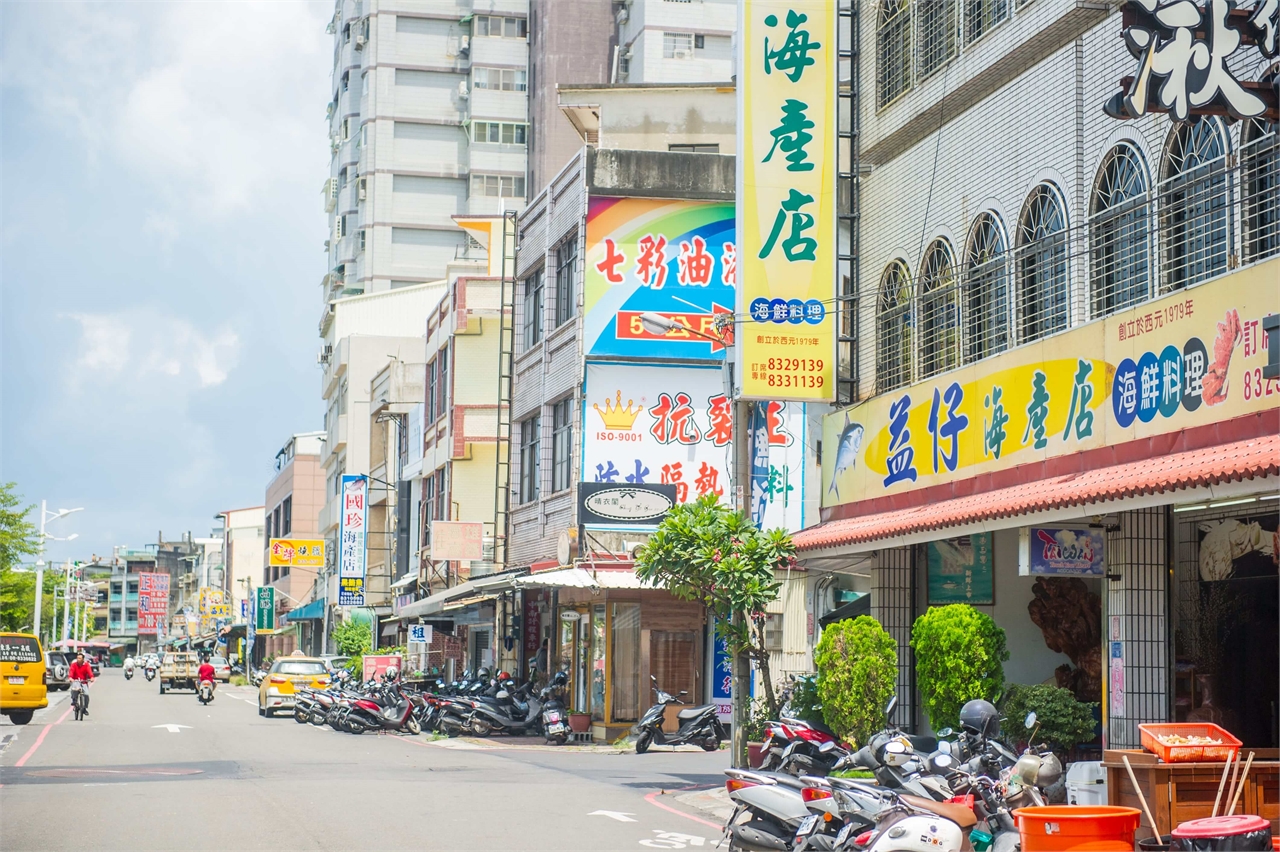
[1029,527,1106,576]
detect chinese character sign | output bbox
[269,539,325,569]
[738,0,837,401]
[137,572,170,634]
[583,198,736,361]
[338,475,368,608]
[821,260,1280,508]
[584,363,806,530]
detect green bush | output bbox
[1000,683,1098,753]
[911,604,1008,732]
[787,675,825,726]
[814,616,898,747]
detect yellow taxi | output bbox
[257,653,330,717]
[1,632,49,726]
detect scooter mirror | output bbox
[885,695,897,719]
[1024,711,1037,729]
[937,740,952,755]
[936,727,953,738]
[818,740,836,754]
[650,675,658,682]
[677,690,688,696]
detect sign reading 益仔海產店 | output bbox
[737,0,837,402]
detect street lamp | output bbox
[34,503,83,642]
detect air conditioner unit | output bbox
[323,177,338,212]
[673,49,690,59]
[330,134,341,151]
[458,81,469,99]
[459,35,470,53]
[357,177,367,201]
[616,7,629,24]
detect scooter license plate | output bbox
[547,723,566,735]
[795,815,820,839]
[834,823,856,846]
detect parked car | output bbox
[45,652,71,691]
[89,657,101,677]
[318,655,350,674]
[0,633,49,726]
[258,657,330,717]
[209,656,231,683]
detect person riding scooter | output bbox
[197,657,216,703]
[123,655,135,680]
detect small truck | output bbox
[159,651,200,694]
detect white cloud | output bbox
[66,310,240,391]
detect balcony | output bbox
[327,413,348,454]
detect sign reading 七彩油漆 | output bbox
[339,475,367,606]
[737,0,837,401]
[822,259,1280,509]
[584,198,736,360]
[268,539,325,568]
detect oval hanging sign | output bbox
[583,487,675,523]
[560,611,581,622]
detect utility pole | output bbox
[61,561,73,642]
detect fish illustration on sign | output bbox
[827,414,864,501]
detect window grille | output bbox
[663,32,694,58]
[1241,117,1279,264]
[1159,118,1229,293]
[555,237,578,327]
[963,213,1009,364]
[917,0,957,81]
[551,398,573,493]
[522,270,544,350]
[518,416,540,504]
[877,0,911,108]
[1091,144,1152,319]
[917,239,959,379]
[1016,183,1069,344]
[964,0,1008,44]
[876,261,912,393]
[874,546,917,732]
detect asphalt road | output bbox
[1,671,728,852]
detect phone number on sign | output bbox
[752,358,825,389]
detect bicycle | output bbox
[70,681,88,721]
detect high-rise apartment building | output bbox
[322,0,530,299]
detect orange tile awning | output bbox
[794,435,1279,552]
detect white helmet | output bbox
[383,666,400,682]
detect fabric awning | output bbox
[512,566,656,591]
[390,574,417,591]
[795,435,1279,553]
[818,593,871,628]
[283,598,326,622]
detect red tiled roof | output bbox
[794,435,1280,552]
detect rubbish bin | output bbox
[1065,760,1107,806]
[1170,815,1272,851]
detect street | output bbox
[1,672,728,852]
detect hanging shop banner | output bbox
[268,539,325,569]
[1027,527,1106,576]
[363,654,403,683]
[339,475,368,606]
[255,586,275,632]
[408,624,433,646]
[712,628,734,723]
[822,260,1280,509]
[926,534,995,605]
[737,0,837,401]
[584,198,736,361]
[583,363,806,530]
[578,481,678,527]
[137,572,170,634]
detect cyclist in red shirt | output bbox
[68,652,94,715]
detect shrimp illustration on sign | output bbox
[827,413,864,500]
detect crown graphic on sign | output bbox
[594,390,641,430]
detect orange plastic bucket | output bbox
[1014,806,1142,851]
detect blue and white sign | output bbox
[712,627,733,723]
[408,624,432,646]
[1029,527,1106,576]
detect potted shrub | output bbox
[911,604,1008,730]
[1000,683,1098,754]
[567,710,591,733]
[814,616,898,747]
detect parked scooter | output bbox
[197,678,215,705]
[634,675,725,754]
[539,671,570,744]
[467,674,544,736]
[344,668,421,735]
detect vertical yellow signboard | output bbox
[737,0,837,401]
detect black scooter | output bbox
[540,671,570,745]
[467,678,544,736]
[634,675,725,754]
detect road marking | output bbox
[590,810,638,822]
[151,724,190,733]
[14,705,73,768]
[643,789,723,830]
[639,830,707,848]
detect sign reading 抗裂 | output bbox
[1104,0,1279,123]
[338,475,368,607]
[737,0,838,402]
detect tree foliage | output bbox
[1000,683,1098,754]
[0,483,44,633]
[332,618,372,677]
[814,616,898,747]
[911,604,1009,731]
[635,495,793,716]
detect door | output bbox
[650,631,699,704]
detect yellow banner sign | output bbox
[822,260,1280,508]
[268,538,325,568]
[737,0,837,401]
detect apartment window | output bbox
[1160,117,1230,292]
[273,506,282,542]
[341,70,350,92]
[282,496,292,536]
[470,174,526,198]
[473,67,527,92]
[695,34,706,49]
[1017,183,1070,343]
[963,213,1010,364]
[965,0,1009,44]
[551,398,573,493]
[522,270,544,350]
[423,475,435,531]
[1241,117,1279,263]
[126,608,138,623]
[519,416,541,504]
[265,512,273,541]
[917,0,957,80]
[669,144,719,154]
[555,237,578,327]
[434,468,448,522]
[876,260,912,392]
[474,15,527,38]
[1090,143,1151,319]
[472,122,527,145]
[437,346,449,418]
[663,32,694,59]
[917,239,959,379]
[877,0,912,108]
[127,580,139,595]
[426,357,438,422]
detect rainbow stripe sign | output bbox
[583,197,735,361]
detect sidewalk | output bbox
[674,785,735,823]
[426,734,719,754]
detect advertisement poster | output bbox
[339,475,368,606]
[1110,641,1125,716]
[429,521,484,561]
[137,571,170,634]
[1028,527,1106,576]
[926,534,994,605]
[363,654,403,683]
[823,260,1280,509]
[583,198,735,361]
[583,363,805,531]
[712,629,733,722]
[269,538,325,569]
[737,0,837,401]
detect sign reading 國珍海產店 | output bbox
[822,260,1280,509]
[339,475,367,607]
[738,0,837,402]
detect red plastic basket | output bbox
[1139,723,1241,763]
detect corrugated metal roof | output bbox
[513,566,656,590]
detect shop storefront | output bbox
[515,566,706,742]
[797,261,1279,749]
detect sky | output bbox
[1,1,333,564]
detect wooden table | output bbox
[1104,749,1279,836]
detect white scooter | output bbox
[197,678,215,705]
[124,661,135,680]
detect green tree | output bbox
[814,616,898,747]
[1000,683,1098,754]
[0,483,43,633]
[635,494,792,716]
[911,604,1008,731]
[332,618,372,678]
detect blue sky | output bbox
[2,1,332,563]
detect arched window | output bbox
[918,239,959,379]
[1090,143,1151,318]
[917,0,957,81]
[877,260,912,392]
[965,0,1009,44]
[1017,183,1069,343]
[964,213,1009,363]
[1159,118,1229,291]
[1241,116,1278,263]
[877,0,912,108]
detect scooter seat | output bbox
[676,705,715,721]
[900,794,978,829]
